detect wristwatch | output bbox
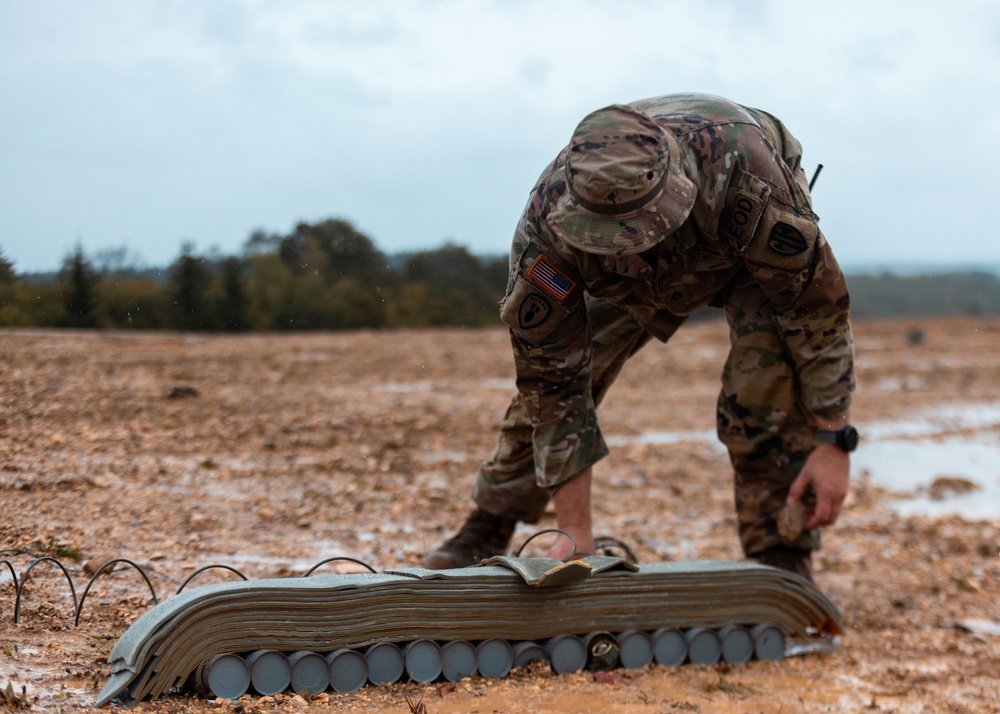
[816,425,859,452]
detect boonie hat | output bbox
[547,104,696,255]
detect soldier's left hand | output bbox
[787,444,850,530]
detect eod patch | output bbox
[720,172,770,254]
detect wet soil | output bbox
[1,317,998,713]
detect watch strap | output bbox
[816,430,840,446]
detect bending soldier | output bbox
[425,93,857,582]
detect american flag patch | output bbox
[527,255,576,301]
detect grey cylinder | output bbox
[719,626,754,663]
[751,624,786,662]
[477,639,514,679]
[441,640,478,682]
[365,643,404,685]
[652,628,688,667]
[684,628,721,665]
[204,653,250,700]
[544,635,587,675]
[511,641,548,669]
[246,650,291,696]
[583,631,619,671]
[404,640,443,683]
[288,651,329,695]
[617,630,654,669]
[326,649,367,693]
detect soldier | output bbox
[425,93,857,582]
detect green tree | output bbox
[0,248,14,285]
[243,252,295,330]
[312,219,385,280]
[270,218,389,328]
[400,243,506,326]
[100,277,169,329]
[58,244,100,328]
[279,218,385,280]
[214,256,250,331]
[0,247,28,326]
[273,240,340,329]
[168,243,214,330]
[326,276,388,328]
[243,229,282,257]
[3,282,61,326]
[94,245,146,277]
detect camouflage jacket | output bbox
[499,93,855,488]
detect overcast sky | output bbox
[2,0,998,273]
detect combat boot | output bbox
[424,508,517,570]
[752,545,813,583]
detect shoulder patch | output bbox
[500,274,574,346]
[767,222,808,256]
[518,293,551,329]
[720,172,770,253]
[527,255,576,301]
[745,205,818,271]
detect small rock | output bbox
[165,386,200,399]
[928,476,979,500]
[976,542,997,558]
[891,597,916,611]
[777,501,807,542]
[593,671,630,685]
[82,554,118,576]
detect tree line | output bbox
[0,219,508,330]
[842,270,1000,320]
[2,218,1000,330]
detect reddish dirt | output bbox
[1,317,998,713]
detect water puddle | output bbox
[606,428,719,448]
[374,378,514,393]
[604,403,1000,520]
[853,404,1000,518]
[415,450,469,464]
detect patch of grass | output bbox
[1,681,31,709]
[42,537,83,562]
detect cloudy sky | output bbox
[1,0,998,273]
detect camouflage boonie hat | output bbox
[547,105,696,255]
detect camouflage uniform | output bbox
[474,93,855,558]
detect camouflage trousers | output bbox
[473,272,819,557]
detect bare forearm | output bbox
[546,467,596,559]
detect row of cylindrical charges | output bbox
[201,624,786,699]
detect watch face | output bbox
[840,426,859,452]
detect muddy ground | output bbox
[1,317,998,713]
